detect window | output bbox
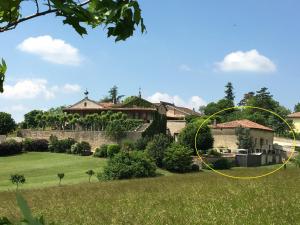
[84,102,87,107]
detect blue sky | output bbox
[0,0,300,122]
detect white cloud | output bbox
[0,105,28,123]
[17,35,82,65]
[1,79,55,100]
[0,79,81,100]
[147,92,206,111]
[216,49,276,73]
[63,84,81,93]
[179,64,192,72]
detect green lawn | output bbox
[0,153,299,224]
[0,152,108,190]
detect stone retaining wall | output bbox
[19,130,142,150]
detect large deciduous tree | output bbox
[0,112,16,135]
[294,103,300,112]
[178,119,214,154]
[0,0,145,92]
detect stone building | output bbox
[288,112,300,133]
[63,93,162,122]
[64,92,201,139]
[210,119,274,154]
[154,101,201,139]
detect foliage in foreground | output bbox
[99,151,156,180]
[0,193,54,225]
[0,0,145,92]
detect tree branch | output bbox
[0,0,91,33]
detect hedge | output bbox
[0,140,23,156]
[22,138,49,152]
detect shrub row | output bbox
[0,140,22,156]
[0,136,92,157]
[23,138,49,152]
[49,135,76,153]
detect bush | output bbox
[99,151,156,180]
[145,134,172,167]
[22,138,49,152]
[94,144,108,158]
[0,140,22,156]
[135,136,152,151]
[107,144,120,158]
[163,143,193,173]
[207,149,221,157]
[48,135,76,153]
[71,141,91,156]
[212,158,232,170]
[178,120,214,154]
[121,139,135,152]
[191,164,200,172]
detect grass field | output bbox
[0,152,108,190]
[0,153,299,224]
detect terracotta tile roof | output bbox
[288,112,300,118]
[175,106,201,116]
[211,119,273,131]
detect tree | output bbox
[163,143,193,173]
[225,82,235,102]
[0,0,145,93]
[0,112,16,135]
[100,85,124,103]
[10,174,26,190]
[145,134,172,167]
[201,99,234,122]
[57,173,65,186]
[178,119,214,154]
[235,127,254,153]
[86,170,95,183]
[23,110,43,129]
[294,103,300,112]
[238,92,255,106]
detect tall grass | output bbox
[1,167,299,225]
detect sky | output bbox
[0,0,300,122]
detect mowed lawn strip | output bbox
[0,152,107,190]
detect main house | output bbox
[63,91,200,137]
[288,112,300,133]
[210,119,274,154]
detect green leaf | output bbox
[16,193,42,225]
[0,58,7,93]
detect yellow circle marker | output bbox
[194,105,296,179]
